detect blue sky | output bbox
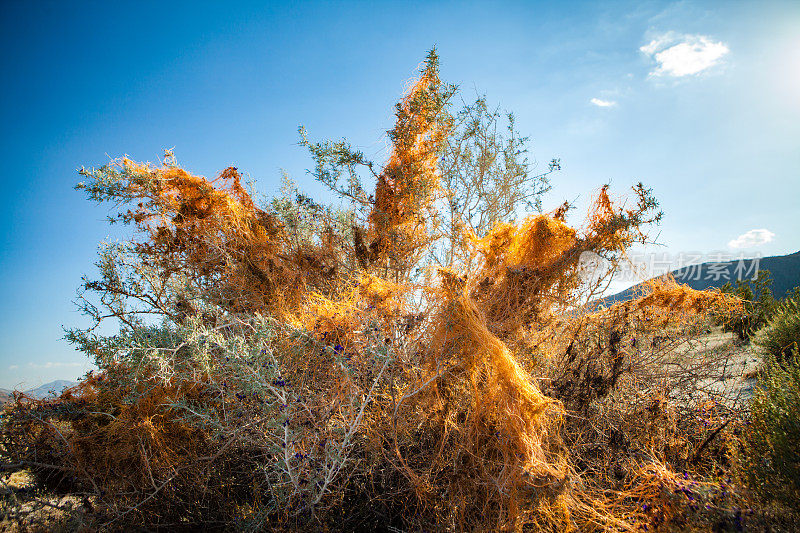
[1,0,798,389]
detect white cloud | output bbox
[640,32,675,56]
[728,229,775,249]
[27,361,83,369]
[640,33,729,77]
[9,365,18,370]
[590,98,616,107]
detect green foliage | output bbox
[756,296,800,361]
[270,172,358,263]
[297,126,374,209]
[720,269,777,341]
[738,350,800,506]
[436,95,559,267]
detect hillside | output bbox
[0,381,78,404]
[605,250,800,304]
[22,380,78,399]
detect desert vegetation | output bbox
[2,51,799,532]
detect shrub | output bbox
[755,296,800,361]
[720,270,777,341]
[738,350,800,506]
[1,50,751,531]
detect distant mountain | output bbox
[22,380,78,399]
[605,250,800,304]
[0,381,78,405]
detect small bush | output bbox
[738,349,800,506]
[755,297,800,361]
[720,270,776,341]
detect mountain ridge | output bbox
[605,250,800,304]
[0,380,79,405]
